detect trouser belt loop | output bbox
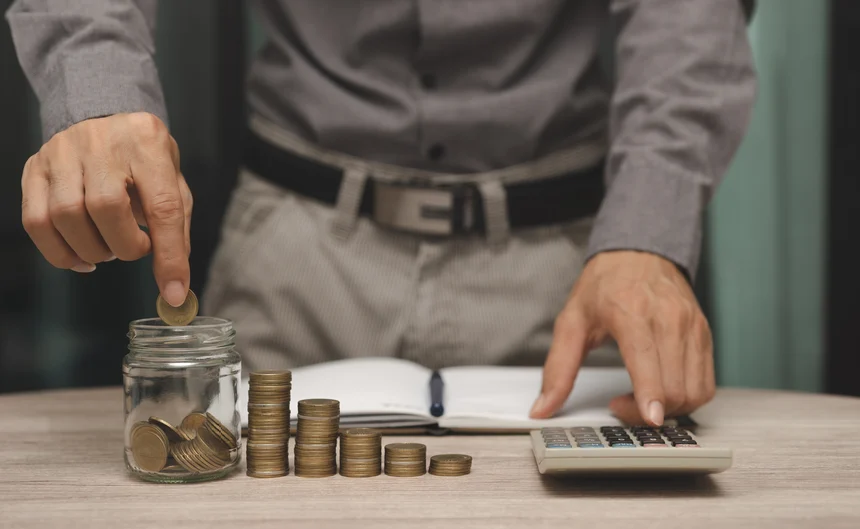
[477,180,510,247]
[331,166,369,240]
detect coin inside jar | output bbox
[147,417,187,443]
[156,289,198,326]
[131,423,170,472]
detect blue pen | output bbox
[430,371,444,417]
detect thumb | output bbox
[530,310,590,419]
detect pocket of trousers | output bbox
[203,170,294,309]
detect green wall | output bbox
[708,0,829,391]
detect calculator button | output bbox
[666,436,694,442]
[604,434,631,441]
[671,440,698,446]
[631,426,657,432]
[640,439,665,445]
[673,444,701,448]
[577,443,604,448]
[546,443,572,449]
[661,428,687,434]
[610,442,636,447]
[636,436,663,443]
[601,426,626,432]
[570,427,596,433]
[642,443,669,448]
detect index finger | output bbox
[130,145,189,307]
[610,316,665,426]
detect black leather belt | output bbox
[242,129,605,236]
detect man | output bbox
[6,0,756,426]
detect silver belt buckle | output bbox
[373,181,472,235]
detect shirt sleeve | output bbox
[5,0,168,141]
[586,0,757,280]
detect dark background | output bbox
[0,0,855,396]
[0,0,245,392]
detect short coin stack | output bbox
[294,399,340,477]
[429,454,472,476]
[131,412,238,474]
[246,370,292,478]
[339,428,382,477]
[384,443,427,477]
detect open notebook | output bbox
[238,357,637,432]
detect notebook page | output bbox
[437,366,633,428]
[239,357,433,427]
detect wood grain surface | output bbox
[1,387,859,528]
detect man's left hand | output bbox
[529,251,715,426]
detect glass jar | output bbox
[123,317,242,483]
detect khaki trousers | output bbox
[202,119,621,372]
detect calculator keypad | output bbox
[540,427,572,448]
[539,426,700,449]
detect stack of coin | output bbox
[339,428,382,477]
[384,443,427,477]
[178,412,208,440]
[172,419,235,472]
[246,370,292,478]
[428,454,472,476]
[294,399,340,477]
[130,422,171,472]
[131,412,238,474]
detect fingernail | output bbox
[71,262,96,273]
[105,254,117,262]
[530,394,547,417]
[648,400,664,426]
[163,281,187,307]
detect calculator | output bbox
[530,426,732,475]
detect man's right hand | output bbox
[21,112,192,307]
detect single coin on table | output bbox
[156,289,199,326]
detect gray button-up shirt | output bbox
[6,0,756,278]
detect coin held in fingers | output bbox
[156,289,198,326]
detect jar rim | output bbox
[128,317,235,351]
[129,317,233,330]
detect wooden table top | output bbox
[1,387,859,528]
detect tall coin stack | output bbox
[384,443,427,477]
[294,399,340,477]
[246,370,292,478]
[339,428,382,477]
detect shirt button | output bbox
[420,73,437,90]
[427,144,445,161]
